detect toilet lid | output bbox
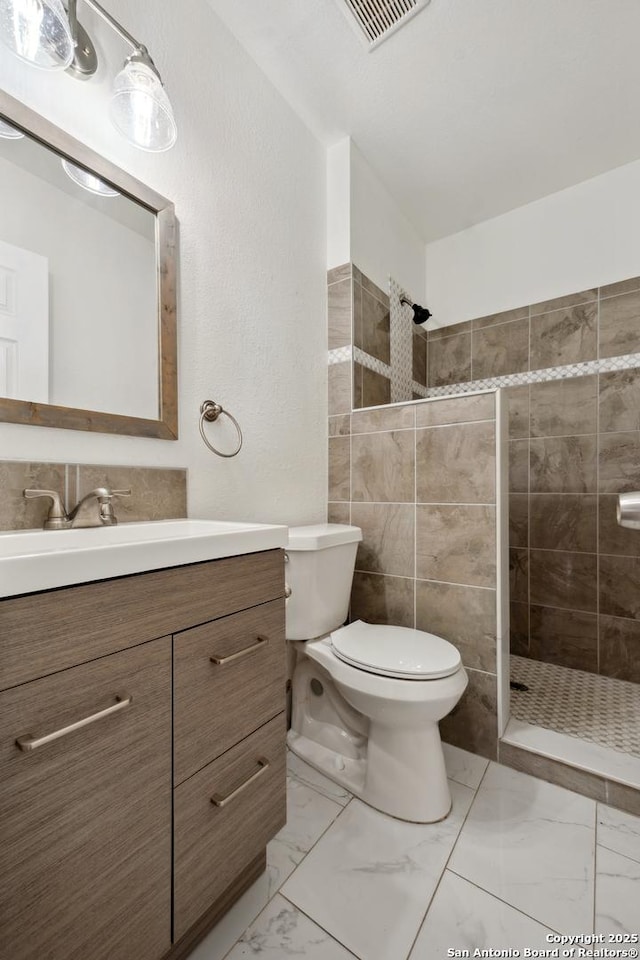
[330,620,461,680]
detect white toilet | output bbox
[286,523,468,823]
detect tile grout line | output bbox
[403,760,494,960]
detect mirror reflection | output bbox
[0,117,158,420]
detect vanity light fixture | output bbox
[61,157,120,196]
[0,118,25,138]
[0,0,177,152]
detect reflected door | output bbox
[0,238,48,403]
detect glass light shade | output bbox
[0,0,73,70]
[0,118,25,139]
[61,158,120,198]
[110,60,177,153]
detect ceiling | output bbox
[207,0,640,243]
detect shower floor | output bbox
[510,655,640,760]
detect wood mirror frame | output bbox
[0,90,177,440]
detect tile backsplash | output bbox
[0,461,187,531]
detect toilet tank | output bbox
[285,524,362,640]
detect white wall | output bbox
[350,141,425,300]
[0,0,327,526]
[426,158,640,328]
[326,137,426,301]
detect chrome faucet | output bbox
[24,487,131,530]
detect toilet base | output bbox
[287,725,453,824]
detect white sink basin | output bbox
[0,519,288,598]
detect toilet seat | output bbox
[330,620,461,680]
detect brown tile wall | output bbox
[327,392,500,760]
[0,461,187,530]
[507,365,640,683]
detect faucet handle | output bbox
[23,489,70,530]
[111,489,131,498]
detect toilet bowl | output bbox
[285,523,468,823]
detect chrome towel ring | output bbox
[199,400,243,458]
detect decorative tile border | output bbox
[389,276,414,403]
[423,352,640,398]
[328,346,352,365]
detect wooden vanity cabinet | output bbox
[0,548,286,960]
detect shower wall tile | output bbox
[428,332,472,387]
[530,288,598,316]
[351,572,415,628]
[600,276,640,299]
[0,460,68,531]
[599,615,640,684]
[529,435,597,494]
[472,318,529,379]
[329,414,351,437]
[415,580,497,672]
[328,361,351,416]
[508,439,530,493]
[529,375,598,438]
[351,404,414,434]
[361,366,391,407]
[351,430,414,502]
[351,502,415,577]
[498,742,608,803]
[428,319,471,340]
[360,273,389,308]
[510,601,529,656]
[599,555,640,620]
[327,263,351,285]
[509,548,529,603]
[328,437,350,502]
[416,504,496,587]
[358,288,391,365]
[509,495,529,547]
[472,306,529,330]
[529,605,598,672]
[415,391,494,427]
[529,494,597,553]
[529,549,597,613]
[599,369,640,433]
[599,290,640,358]
[599,431,640,493]
[530,302,597,370]
[504,385,530,439]
[439,668,498,761]
[328,278,352,350]
[328,502,350,524]
[599,495,640,557]
[416,421,495,504]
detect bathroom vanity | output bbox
[0,526,288,960]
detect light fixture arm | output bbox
[66,0,162,80]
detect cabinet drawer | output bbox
[0,637,172,960]
[174,598,285,784]
[173,712,286,940]
[0,548,284,690]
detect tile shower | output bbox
[328,263,640,815]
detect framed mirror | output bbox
[0,90,177,439]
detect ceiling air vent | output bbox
[337,0,429,51]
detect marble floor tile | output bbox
[267,778,344,897]
[448,763,596,933]
[597,804,640,865]
[595,846,640,936]
[187,873,270,960]
[281,783,475,960]
[286,750,352,807]
[409,870,555,958]
[442,743,489,790]
[226,894,356,959]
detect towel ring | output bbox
[199,400,243,458]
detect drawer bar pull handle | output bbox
[211,757,270,808]
[16,694,133,753]
[210,635,268,666]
